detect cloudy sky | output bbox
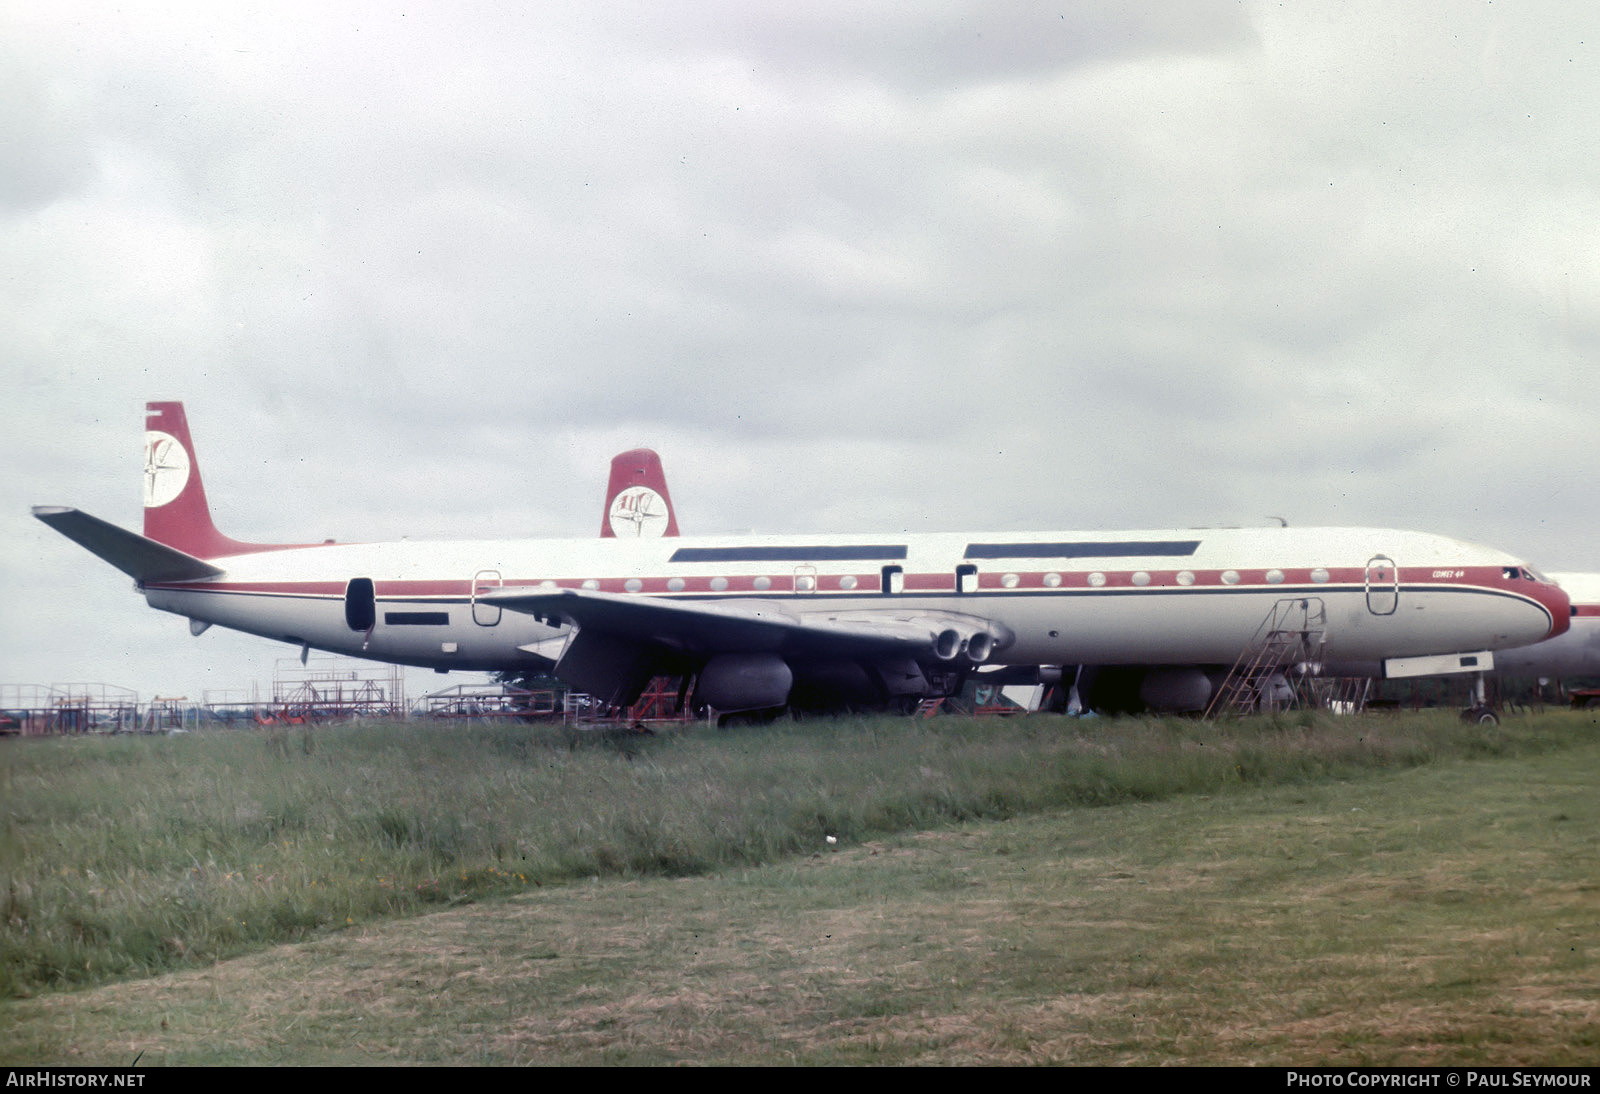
[4,1,1596,704]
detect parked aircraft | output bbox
[34,402,1570,718]
[598,447,1595,713]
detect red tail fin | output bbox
[143,401,281,559]
[600,449,680,538]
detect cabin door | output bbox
[1364,556,1398,616]
[472,569,503,626]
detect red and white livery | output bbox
[1490,572,1599,680]
[35,402,1570,715]
[600,448,679,539]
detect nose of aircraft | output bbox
[1535,577,1572,641]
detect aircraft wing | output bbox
[33,506,225,583]
[482,586,1010,663]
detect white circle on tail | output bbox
[144,430,191,508]
[608,486,668,537]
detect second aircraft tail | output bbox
[600,448,680,538]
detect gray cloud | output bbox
[5,1,1596,699]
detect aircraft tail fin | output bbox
[143,401,277,559]
[600,448,680,538]
[34,506,224,583]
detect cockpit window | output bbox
[1502,567,1522,580]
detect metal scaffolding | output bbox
[413,676,696,727]
[414,682,563,722]
[0,683,142,735]
[263,657,407,723]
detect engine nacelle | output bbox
[930,625,997,663]
[697,653,794,713]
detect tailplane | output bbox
[143,401,287,559]
[34,506,224,583]
[600,449,680,538]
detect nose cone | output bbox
[1535,579,1572,641]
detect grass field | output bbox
[2,709,1597,1064]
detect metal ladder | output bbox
[1204,598,1328,719]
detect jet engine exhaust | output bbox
[965,631,993,663]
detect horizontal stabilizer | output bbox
[33,506,224,583]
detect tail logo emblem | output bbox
[608,486,668,537]
[143,430,191,508]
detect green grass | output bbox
[4,712,1598,1064]
[1,709,1594,1005]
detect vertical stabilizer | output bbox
[143,402,280,559]
[600,448,680,538]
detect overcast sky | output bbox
[4,1,1596,704]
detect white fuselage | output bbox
[141,525,1568,675]
[1489,572,1600,679]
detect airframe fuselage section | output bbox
[139,524,1569,673]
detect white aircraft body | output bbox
[1311,571,1596,689]
[593,446,1598,711]
[34,403,1571,716]
[1481,572,1598,679]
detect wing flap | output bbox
[33,506,224,583]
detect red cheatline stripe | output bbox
[146,568,1542,597]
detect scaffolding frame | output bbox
[263,657,407,723]
[414,682,563,722]
[1204,598,1328,719]
[0,683,143,735]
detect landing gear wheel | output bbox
[1460,705,1499,726]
